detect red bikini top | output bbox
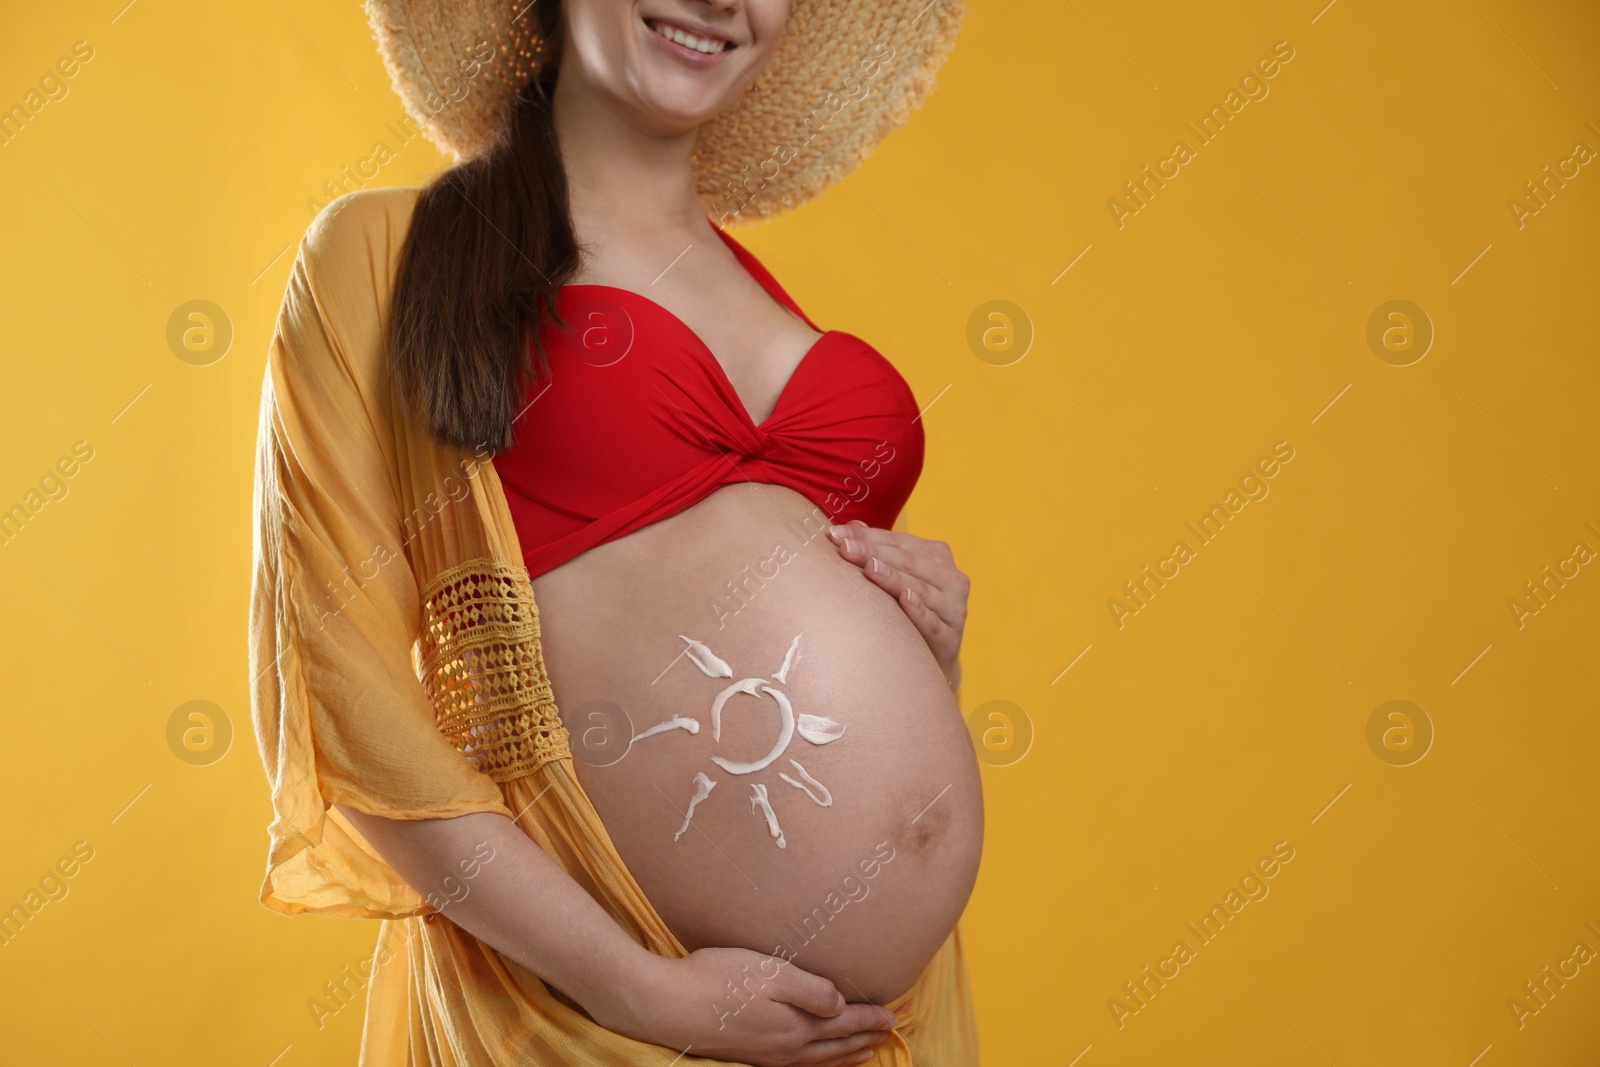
[492,223,925,580]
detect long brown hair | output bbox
[387,2,578,452]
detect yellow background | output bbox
[2,0,1597,1063]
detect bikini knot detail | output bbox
[493,223,925,579]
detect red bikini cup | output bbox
[492,223,925,580]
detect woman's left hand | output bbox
[827,520,967,691]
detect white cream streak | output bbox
[778,758,832,807]
[795,713,845,744]
[673,771,717,842]
[629,714,700,746]
[711,686,795,775]
[709,677,764,741]
[679,635,732,678]
[748,782,786,848]
[773,633,803,685]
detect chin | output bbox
[618,7,770,133]
[629,84,736,134]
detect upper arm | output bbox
[250,189,510,919]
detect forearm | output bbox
[335,804,900,1066]
[335,805,651,1021]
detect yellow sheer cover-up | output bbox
[248,186,979,1066]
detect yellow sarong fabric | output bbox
[249,186,978,1066]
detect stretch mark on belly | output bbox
[673,771,717,841]
[778,759,832,807]
[630,714,700,747]
[748,783,786,849]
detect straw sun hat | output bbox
[363,0,966,223]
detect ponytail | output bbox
[387,1,577,451]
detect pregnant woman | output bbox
[248,1,978,1065]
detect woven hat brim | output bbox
[364,0,966,224]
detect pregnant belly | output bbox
[529,483,984,1005]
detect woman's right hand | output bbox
[594,946,899,1067]
[338,809,896,1065]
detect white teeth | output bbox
[650,20,725,54]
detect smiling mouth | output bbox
[644,16,736,55]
